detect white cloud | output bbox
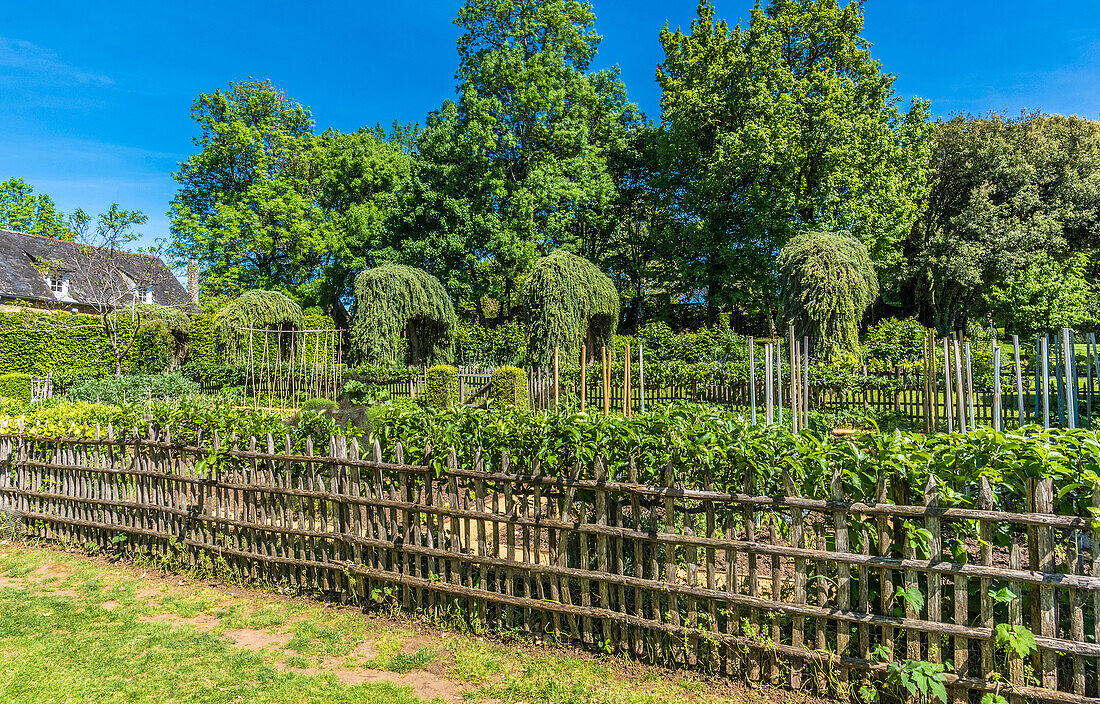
[0,36,113,87]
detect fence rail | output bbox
[0,430,1097,703]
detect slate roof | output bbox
[0,228,193,310]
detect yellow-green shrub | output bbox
[490,366,526,409]
[421,364,458,410]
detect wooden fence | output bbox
[1,429,1098,703]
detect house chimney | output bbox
[187,258,200,307]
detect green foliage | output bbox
[421,365,458,410]
[0,397,25,415]
[778,232,879,360]
[885,660,948,704]
[994,623,1038,659]
[864,318,930,364]
[168,79,326,296]
[178,361,246,388]
[349,264,456,366]
[213,289,305,363]
[0,373,32,403]
[522,251,619,367]
[907,113,1100,334]
[0,177,74,240]
[299,397,338,414]
[454,320,526,367]
[187,313,217,365]
[66,374,199,404]
[490,366,526,410]
[657,0,930,318]
[988,252,1094,338]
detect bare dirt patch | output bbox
[100,600,120,611]
[223,628,292,651]
[0,575,24,589]
[302,664,464,702]
[140,613,220,630]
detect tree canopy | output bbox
[0,178,75,240]
[777,231,879,360]
[521,250,619,366]
[349,264,457,367]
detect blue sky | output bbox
[3,0,1100,260]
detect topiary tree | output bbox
[521,251,619,367]
[212,290,305,363]
[349,265,456,366]
[777,231,879,360]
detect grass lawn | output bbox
[0,541,812,704]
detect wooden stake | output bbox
[602,346,609,416]
[789,325,799,432]
[944,338,953,433]
[553,346,559,410]
[638,345,645,414]
[1064,328,1076,429]
[580,345,587,413]
[1041,335,1050,429]
[765,343,773,424]
[993,345,1002,431]
[748,337,757,425]
[1013,335,1024,427]
[965,341,975,429]
[623,344,631,416]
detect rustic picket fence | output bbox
[1,428,1098,704]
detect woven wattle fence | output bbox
[1,428,1098,704]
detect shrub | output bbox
[179,361,247,388]
[0,396,25,415]
[67,374,199,404]
[421,365,458,410]
[864,318,930,364]
[0,373,32,402]
[300,397,338,415]
[491,366,527,409]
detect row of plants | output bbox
[367,400,1099,528]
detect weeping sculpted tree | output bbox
[349,264,456,366]
[777,232,879,360]
[213,290,305,364]
[522,251,619,367]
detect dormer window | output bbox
[46,273,68,297]
[135,285,153,304]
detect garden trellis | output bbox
[235,326,343,410]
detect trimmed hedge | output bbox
[0,396,24,415]
[421,365,458,410]
[0,374,32,403]
[188,313,217,365]
[491,366,526,409]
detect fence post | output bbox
[623,344,631,416]
[638,344,645,414]
[943,338,953,433]
[602,346,610,415]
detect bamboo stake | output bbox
[776,340,783,425]
[954,340,965,431]
[638,344,645,414]
[789,325,799,432]
[623,344,631,416]
[965,341,975,429]
[944,338,953,433]
[993,345,1002,431]
[554,346,559,410]
[765,343,774,424]
[580,345,587,413]
[602,346,609,416]
[1013,335,1024,427]
[748,337,757,425]
[1041,335,1050,429]
[1064,328,1076,429]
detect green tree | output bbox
[432,0,638,315]
[903,112,1100,334]
[304,126,411,325]
[657,0,930,328]
[777,231,878,360]
[0,178,74,240]
[988,252,1093,339]
[168,79,327,297]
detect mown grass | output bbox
[0,542,792,704]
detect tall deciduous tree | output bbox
[0,178,74,240]
[433,0,639,315]
[169,79,327,297]
[903,112,1100,334]
[657,0,930,328]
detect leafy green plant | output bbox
[885,660,948,704]
[994,623,1037,659]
